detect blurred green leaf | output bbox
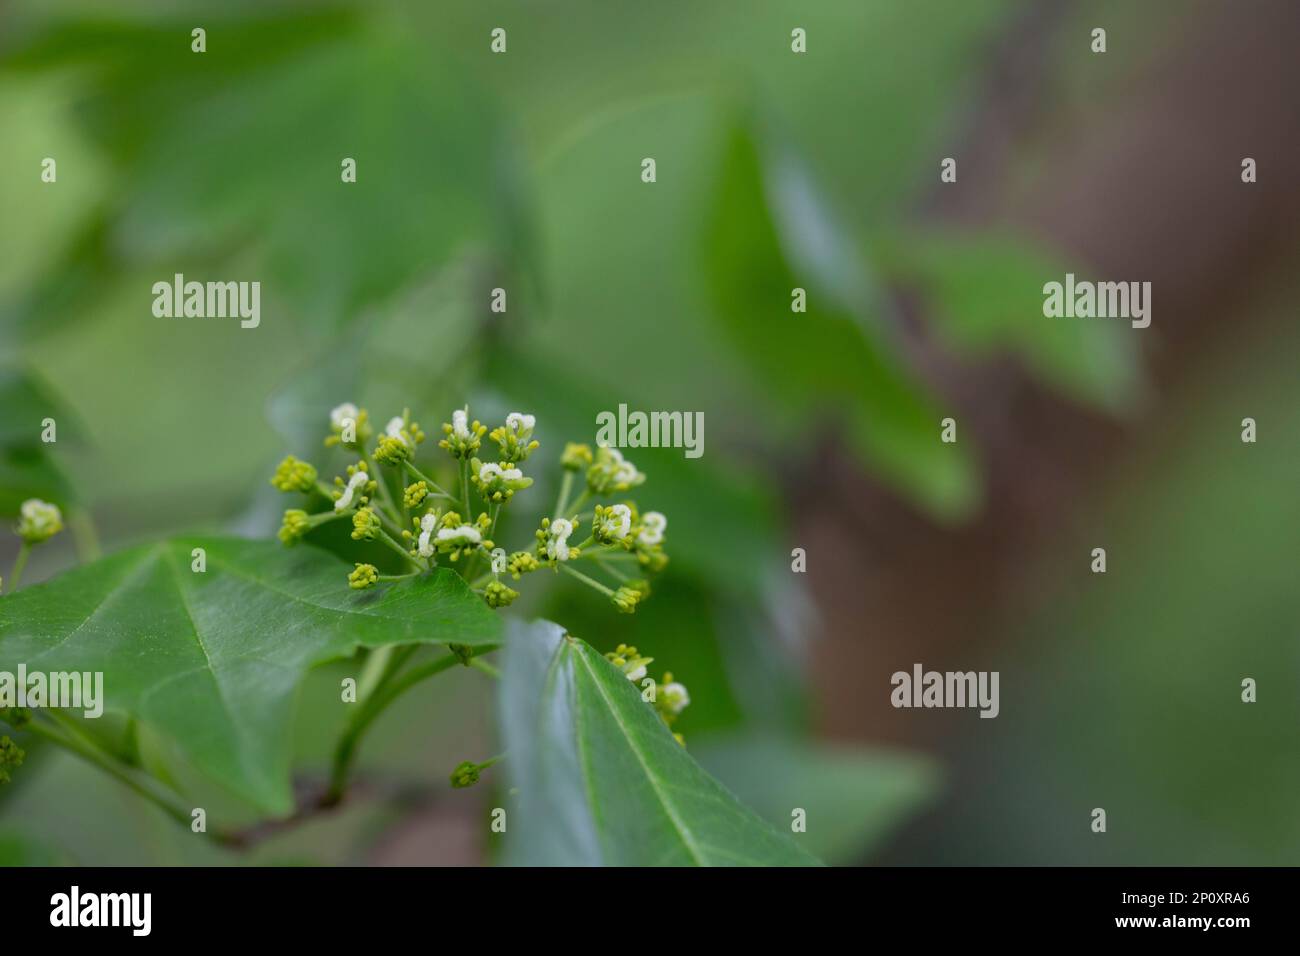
[1,8,527,335]
[704,120,978,519]
[0,363,78,515]
[499,618,820,866]
[875,231,1142,414]
[0,536,501,813]
[692,733,939,864]
[0,826,73,866]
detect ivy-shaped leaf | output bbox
[0,536,500,814]
[499,619,821,866]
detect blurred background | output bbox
[0,0,1296,865]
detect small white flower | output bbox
[385,416,408,446]
[452,408,470,440]
[624,662,647,682]
[479,462,523,483]
[506,412,535,434]
[598,503,632,541]
[334,471,369,511]
[661,681,690,714]
[436,524,482,546]
[609,449,640,484]
[638,511,666,547]
[330,402,359,430]
[417,513,438,558]
[546,517,574,562]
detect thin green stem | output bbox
[8,542,30,591]
[27,715,195,833]
[554,470,574,518]
[376,529,421,569]
[327,649,468,804]
[362,450,402,526]
[566,489,591,519]
[590,553,632,582]
[401,461,454,499]
[460,459,472,522]
[559,562,616,597]
[467,657,501,680]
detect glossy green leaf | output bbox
[692,733,940,864]
[499,618,821,866]
[0,536,500,813]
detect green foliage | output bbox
[499,619,820,866]
[692,734,940,865]
[0,363,77,516]
[874,231,1141,414]
[0,536,499,812]
[704,121,979,520]
[1,7,527,337]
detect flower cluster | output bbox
[269,405,671,615]
[604,644,691,743]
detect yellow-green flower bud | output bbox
[270,455,318,493]
[612,585,645,614]
[348,563,379,590]
[561,442,592,471]
[637,547,669,573]
[450,760,481,789]
[351,506,382,541]
[373,432,411,465]
[278,509,312,545]
[16,499,62,544]
[403,481,429,509]
[506,550,540,579]
[484,580,520,608]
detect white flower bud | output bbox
[334,471,369,511]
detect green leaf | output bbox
[691,733,940,864]
[499,618,821,866]
[874,231,1143,415]
[0,363,79,515]
[2,9,527,334]
[0,536,500,814]
[703,121,978,520]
